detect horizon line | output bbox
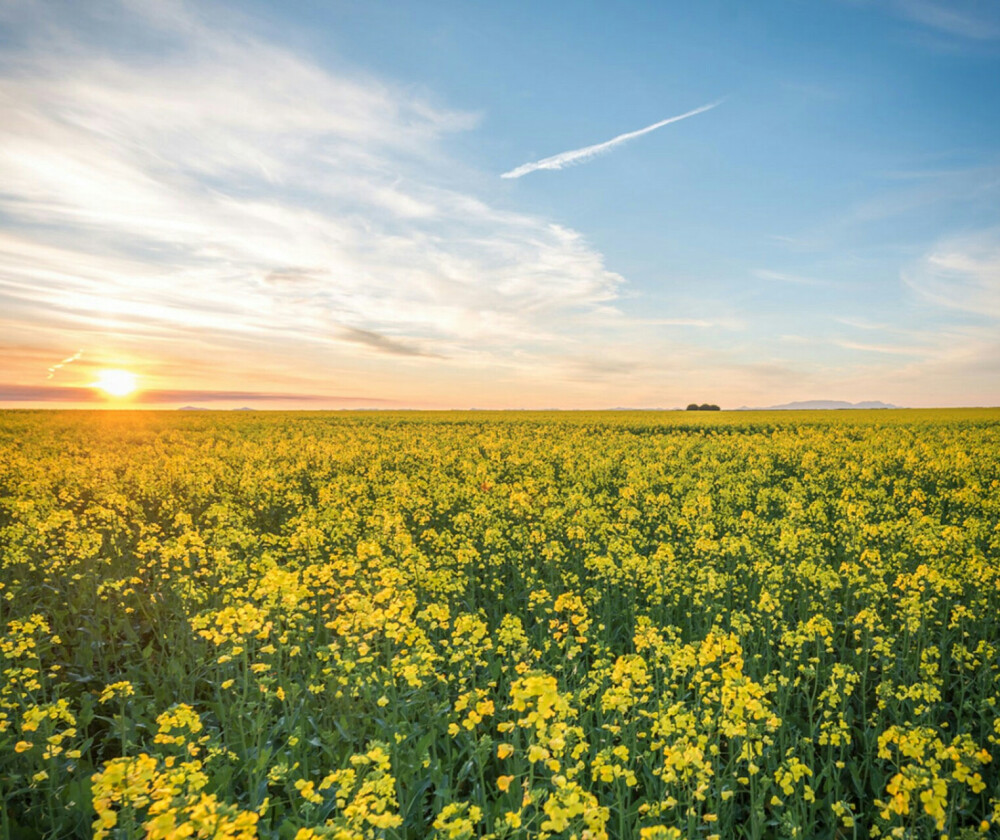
[5,405,1000,413]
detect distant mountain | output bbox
[232,407,255,411]
[735,400,899,411]
[177,405,210,411]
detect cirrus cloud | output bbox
[0,0,629,400]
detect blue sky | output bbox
[1,0,998,407]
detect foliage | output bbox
[1,408,999,839]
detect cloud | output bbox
[640,318,715,327]
[46,350,83,379]
[610,315,745,330]
[835,340,923,356]
[0,0,628,395]
[0,383,390,405]
[337,327,439,358]
[752,269,825,286]
[892,0,1000,41]
[834,317,891,330]
[903,228,1000,318]
[144,390,390,404]
[0,385,100,403]
[500,100,723,179]
[830,301,1000,395]
[263,268,329,285]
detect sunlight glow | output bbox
[91,369,138,397]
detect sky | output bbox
[1,0,999,409]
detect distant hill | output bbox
[735,400,899,411]
[177,405,210,411]
[232,407,255,411]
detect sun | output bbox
[91,369,138,398]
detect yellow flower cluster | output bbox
[91,752,258,840]
[876,725,991,831]
[295,742,403,838]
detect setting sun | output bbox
[91,369,138,397]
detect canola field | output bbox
[1,409,999,840]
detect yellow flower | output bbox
[527,744,550,763]
[98,681,135,704]
[294,779,323,805]
[15,741,33,753]
[497,743,514,759]
[640,828,682,839]
[497,774,514,792]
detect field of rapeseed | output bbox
[1,409,998,840]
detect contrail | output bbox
[501,99,724,179]
[46,350,82,379]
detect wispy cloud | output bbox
[0,0,631,402]
[753,269,824,286]
[337,327,440,358]
[892,0,1000,41]
[46,350,82,379]
[834,316,891,330]
[0,384,390,405]
[902,228,1000,318]
[501,100,723,179]
[835,340,923,356]
[630,316,744,329]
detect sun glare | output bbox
[91,369,138,398]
